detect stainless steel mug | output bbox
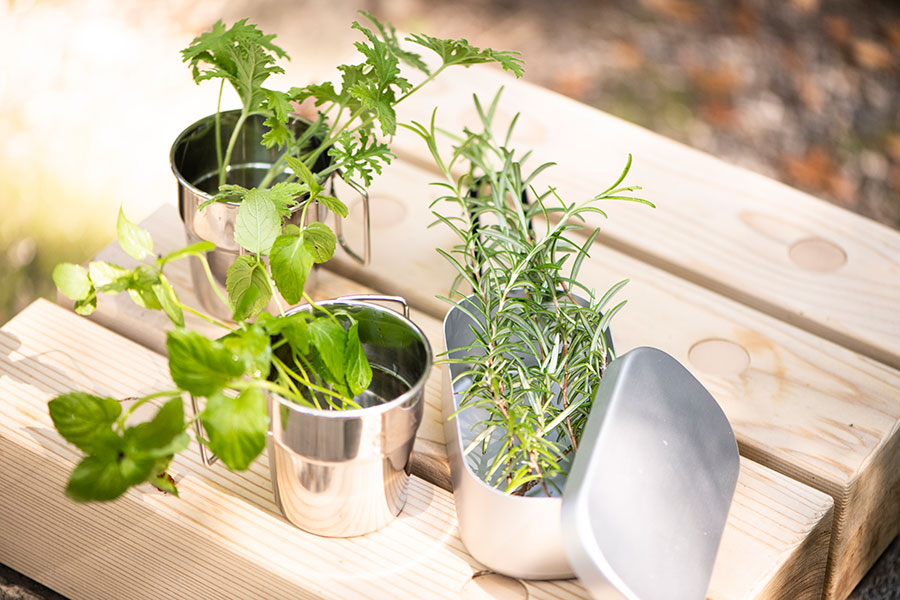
[170,110,370,321]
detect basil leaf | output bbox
[226,255,272,321]
[234,188,281,254]
[53,263,92,301]
[200,388,268,471]
[125,397,189,459]
[48,392,122,454]
[117,206,154,261]
[307,318,347,384]
[153,277,185,327]
[270,229,313,305]
[302,222,336,263]
[344,321,372,397]
[166,329,244,397]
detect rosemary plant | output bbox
[405,92,653,495]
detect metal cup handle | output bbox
[330,177,371,266]
[336,294,409,318]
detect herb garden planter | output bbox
[196,295,432,537]
[171,109,369,321]
[443,296,740,598]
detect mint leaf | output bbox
[200,388,268,471]
[344,321,372,397]
[316,195,349,218]
[166,329,244,397]
[153,276,185,327]
[234,188,282,254]
[65,454,134,502]
[302,222,337,263]
[284,155,324,198]
[53,263,92,301]
[48,392,121,454]
[261,311,310,354]
[88,261,131,293]
[117,207,154,261]
[221,324,272,376]
[159,241,215,265]
[226,255,272,320]
[125,397,189,459]
[307,318,347,384]
[270,227,313,305]
[74,294,97,315]
[127,265,163,311]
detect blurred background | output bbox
[0,0,898,330]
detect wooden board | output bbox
[388,64,900,374]
[324,159,900,600]
[1,299,832,600]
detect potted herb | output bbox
[171,13,525,320]
[404,91,654,575]
[51,206,432,537]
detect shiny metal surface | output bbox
[170,110,370,320]
[443,297,739,597]
[561,347,739,600]
[269,297,431,537]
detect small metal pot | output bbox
[195,295,432,537]
[170,110,370,320]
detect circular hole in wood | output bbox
[788,237,847,272]
[461,572,528,600]
[349,195,407,229]
[688,339,750,377]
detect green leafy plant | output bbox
[405,91,653,495]
[182,13,524,194]
[51,207,373,501]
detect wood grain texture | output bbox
[321,159,900,600]
[0,299,832,600]
[389,64,900,373]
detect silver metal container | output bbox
[443,296,739,598]
[269,296,431,537]
[170,110,370,321]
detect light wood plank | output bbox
[389,64,900,374]
[324,159,900,600]
[2,299,831,599]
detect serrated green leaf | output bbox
[270,230,313,305]
[117,207,154,261]
[357,11,429,74]
[53,263,92,301]
[234,188,282,254]
[406,33,525,78]
[221,324,272,376]
[74,294,97,315]
[200,388,268,471]
[316,195,349,218]
[307,318,347,385]
[152,277,184,327]
[48,392,122,454]
[302,222,336,263]
[127,265,163,311]
[344,321,372,397]
[88,261,131,293]
[159,241,216,265]
[284,155,324,197]
[166,329,245,397]
[226,255,272,320]
[125,397,188,459]
[350,81,397,136]
[65,454,134,502]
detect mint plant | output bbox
[51,207,371,501]
[405,91,653,495]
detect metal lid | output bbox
[560,347,740,600]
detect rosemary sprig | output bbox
[405,90,653,495]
